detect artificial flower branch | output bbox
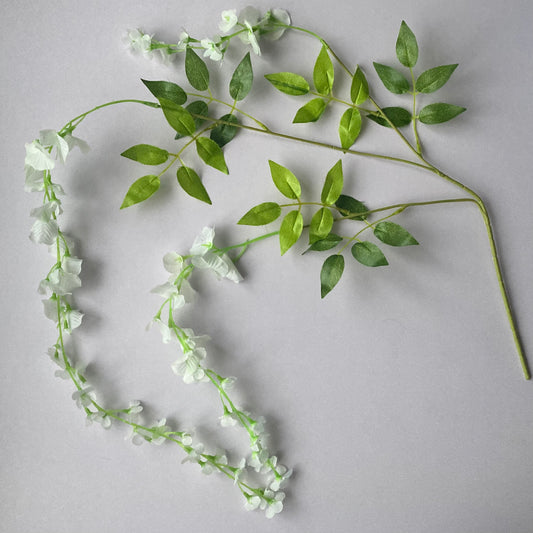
[26,7,531,523]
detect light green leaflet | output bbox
[321,160,343,205]
[279,210,303,255]
[159,98,196,136]
[293,98,327,123]
[120,175,160,209]
[120,144,169,165]
[264,72,310,95]
[269,160,301,199]
[176,166,211,204]
[313,45,334,95]
[238,202,282,226]
[196,137,228,174]
[309,208,334,244]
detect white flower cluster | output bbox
[150,226,242,384]
[216,6,291,57]
[25,130,89,337]
[127,6,290,64]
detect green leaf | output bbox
[264,72,310,95]
[305,233,343,252]
[309,207,334,244]
[279,210,304,255]
[176,166,211,204]
[351,241,389,267]
[396,21,419,68]
[367,107,412,128]
[373,63,410,94]
[313,45,334,95]
[185,47,210,91]
[293,98,327,123]
[339,108,362,149]
[175,101,209,140]
[374,221,419,246]
[159,98,196,136]
[230,52,253,101]
[335,194,368,220]
[268,160,301,199]
[120,144,169,165]
[321,159,343,205]
[238,202,281,225]
[350,66,369,105]
[141,79,187,105]
[320,254,345,298]
[415,64,458,93]
[120,175,160,209]
[196,137,228,174]
[210,114,239,147]
[418,103,466,124]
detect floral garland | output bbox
[25,6,530,519]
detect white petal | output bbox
[48,269,81,295]
[25,141,55,171]
[64,133,90,154]
[42,298,59,322]
[61,256,82,275]
[238,6,261,26]
[150,282,178,299]
[29,219,59,245]
[24,166,45,192]
[163,252,184,274]
[263,9,291,41]
[40,129,69,163]
[219,254,243,282]
[66,309,84,330]
[190,226,215,256]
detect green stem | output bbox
[59,99,160,134]
[409,68,422,154]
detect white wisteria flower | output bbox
[190,227,243,283]
[200,38,223,61]
[176,31,190,51]
[39,129,70,163]
[147,317,175,344]
[126,28,152,55]
[244,494,262,511]
[172,346,208,384]
[269,465,293,491]
[150,282,186,309]
[45,267,82,295]
[237,7,262,55]
[219,9,238,33]
[64,132,90,154]
[72,386,95,409]
[86,411,112,429]
[151,418,172,445]
[163,251,184,278]
[264,491,285,518]
[25,140,55,171]
[261,8,291,41]
[29,201,62,245]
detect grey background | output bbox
[1,0,532,532]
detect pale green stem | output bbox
[409,68,422,154]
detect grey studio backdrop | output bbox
[1,1,532,532]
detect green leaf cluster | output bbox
[370,21,465,129]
